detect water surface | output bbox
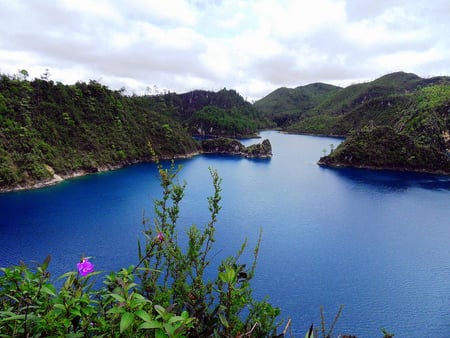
[1,131,450,337]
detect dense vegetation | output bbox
[255,72,450,174]
[318,126,450,173]
[317,85,450,173]
[253,82,340,127]
[187,106,258,138]
[0,74,268,190]
[201,138,272,158]
[142,88,272,136]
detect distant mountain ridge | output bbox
[254,71,450,174]
[255,72,450,126]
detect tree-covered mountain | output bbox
[255,72,450,174]
[141,88,273,137]
[255,72,450,132]
[318,85,450,173]
[253,82,340,127]
[0,75,264,190]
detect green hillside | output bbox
[255,71,450,132]
[145,88,272,135]
[2,70,450,189]
[318,84,450,173]
[255,71,450,174]
[253,82,340,126]
[0,73,270,190]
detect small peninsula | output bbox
[317,126,450,175]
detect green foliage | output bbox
[0,255,182,337]
[253,83,341,127]
[0,74,200,190]
[188,105,258,138]
[256,71,450,134]
[0,164,280,337]
[200,138,272,158]
[260,72,450,174]
[319,126,450,173]
[286,115,342,135]
[136,161,280,336]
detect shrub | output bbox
[0,161,280,337]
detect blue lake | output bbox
[1,130,450,337]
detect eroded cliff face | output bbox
[200,138,272,158]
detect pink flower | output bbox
[157,232,164,242]
[77,258,94,276]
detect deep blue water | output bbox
[1,131,450,337]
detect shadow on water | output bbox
[322,166,450,191]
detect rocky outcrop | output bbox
[200,138,272,158]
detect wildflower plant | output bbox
[135,159,281,336]
[0,160,281,337]
[77,257,95,276]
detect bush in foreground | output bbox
[0,161,280,337]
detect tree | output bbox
[18,69,29,80]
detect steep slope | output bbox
[253,82,340,126]
[254,71,450,174]
[318,85,450,174]
[141,88,271,137]
[0,76,200,189]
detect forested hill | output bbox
[255,72,450,131]
[142,88,272,137]
[253,82,341,126]
[254,71,450,174]
[0,75,265,191]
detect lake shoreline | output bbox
[0,151,201,194]
[317,160,450,176]
[0,136,273,193]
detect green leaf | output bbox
[120,312,134,333]
[108,293,126,303]
[219,313,229,328]
[135,309,151,322]
[139,320,163,330]
[57,271,77,280]
[42,255,51,271]
[107,307,123,315]
[154,304,166,318]
[70,308,82,317]
[168,315,184,324]
[1,314,26,321]
[41,284,56,297]
[53,303,66,311]
[164,322,176,336]
[155,329,168,338]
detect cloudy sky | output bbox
[0,0,449,101]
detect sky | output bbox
[0,0,449,101]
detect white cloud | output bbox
[0,0,448,101]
